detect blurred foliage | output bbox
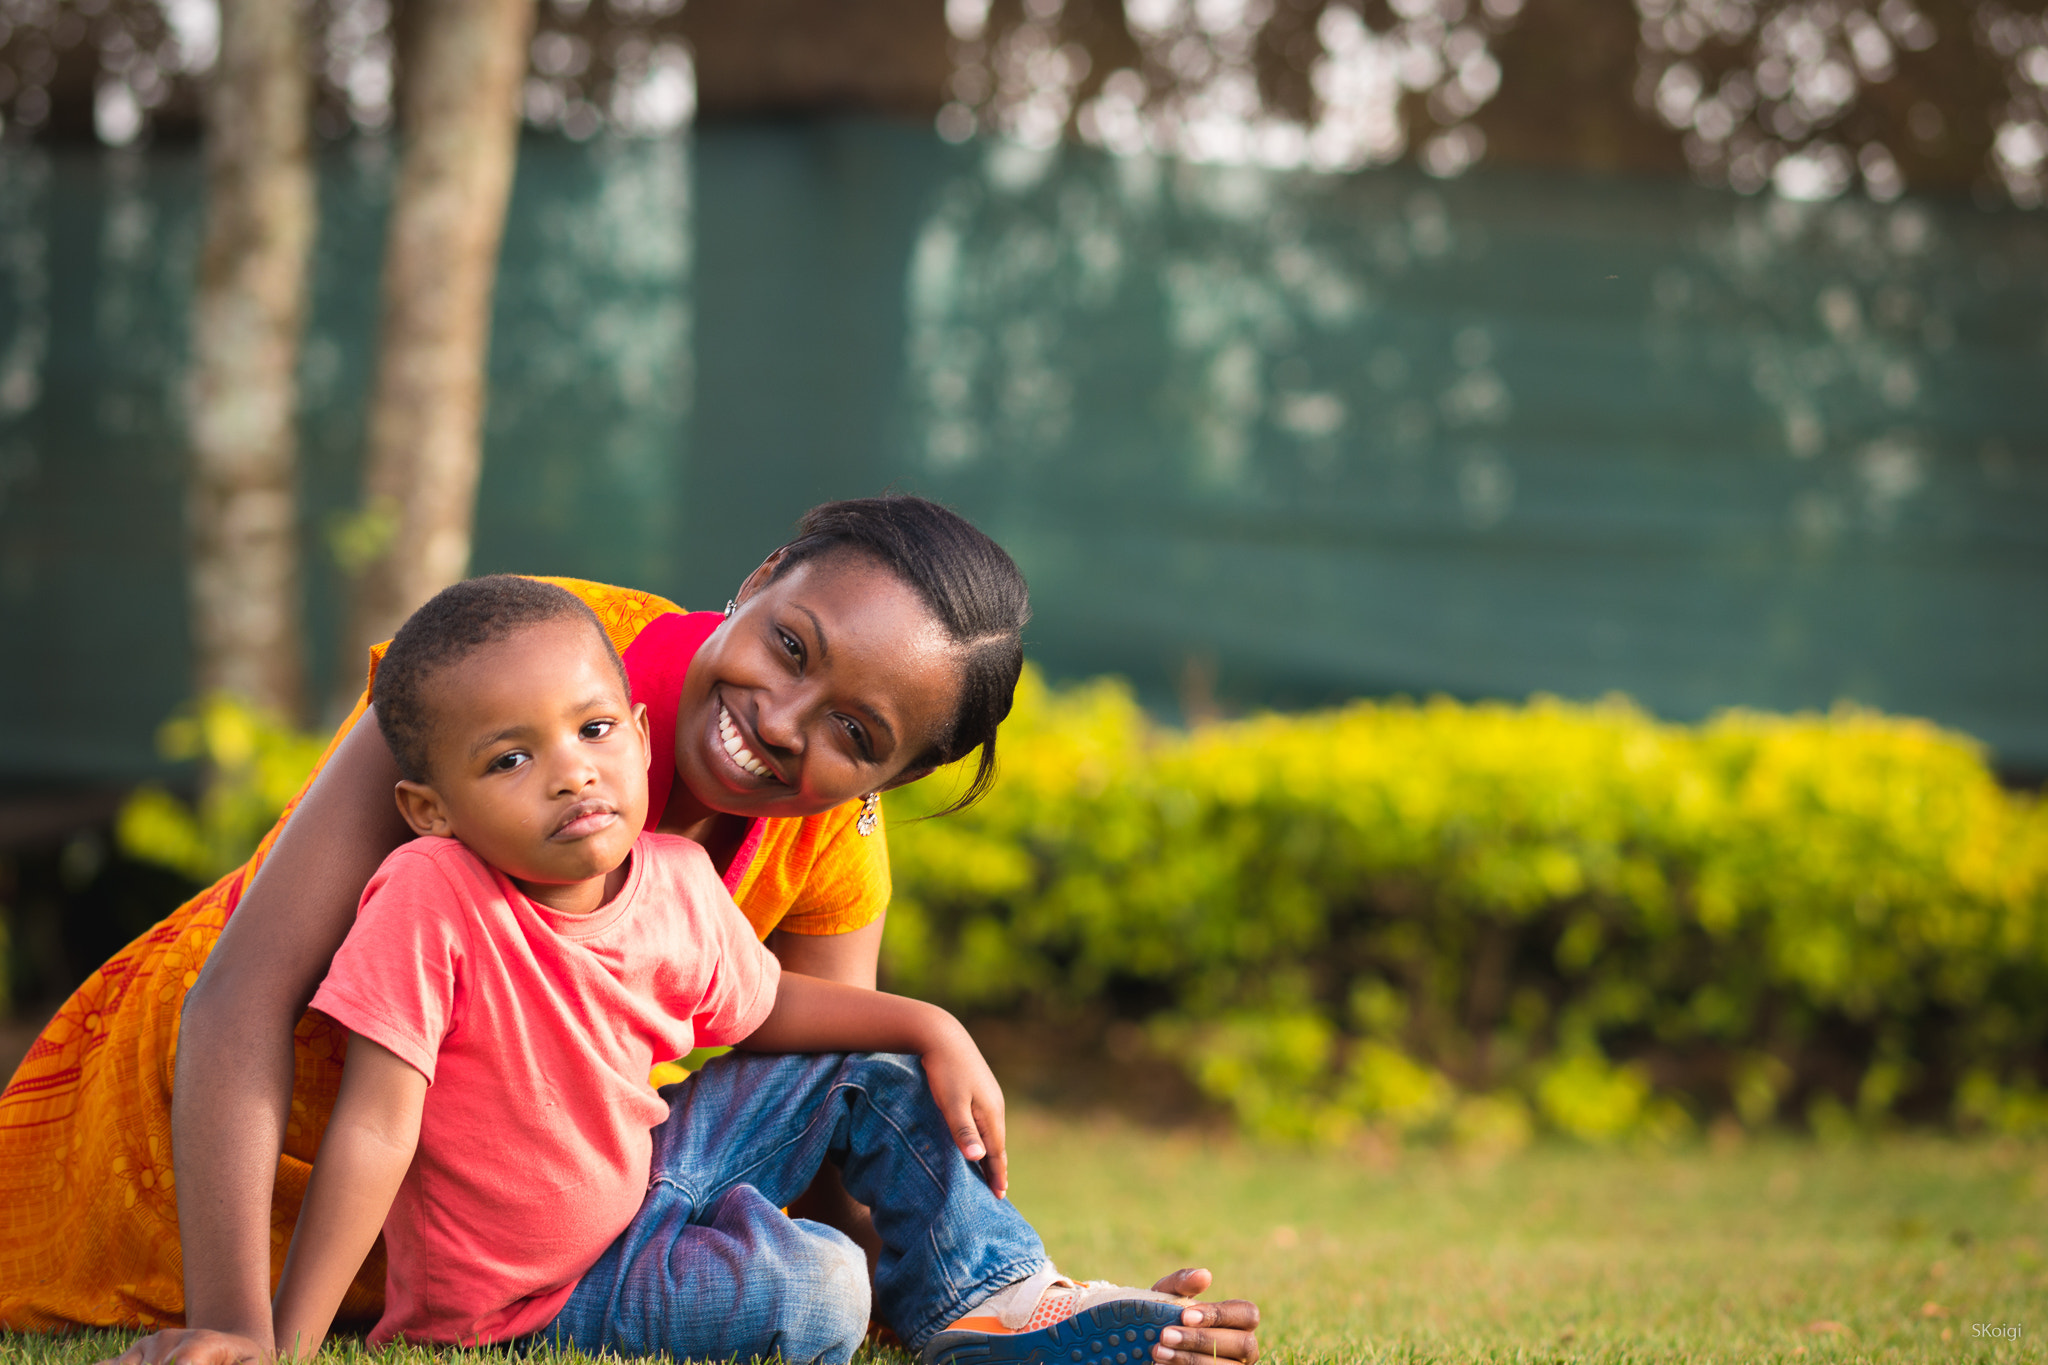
[0,0,2038,201]
[115,694,328,887]
[97,677,2048,1147]
[885,667,2048,1145]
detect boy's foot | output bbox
[921,1266,1190,1365]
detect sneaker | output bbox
[920,1266,1190,1365]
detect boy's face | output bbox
[394,618,651,908]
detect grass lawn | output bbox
[4,1109,2040,1365]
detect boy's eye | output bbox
[581,719,616,740]
[487,751,528,773]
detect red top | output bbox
[620,610,766,893]
[311,833,780,1345]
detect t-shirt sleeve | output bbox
[309,845,468,1083]
[686,882,783,1048]
[773,801,892,937]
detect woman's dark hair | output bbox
[769,495,1030,813]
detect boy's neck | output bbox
[512,857,633,916]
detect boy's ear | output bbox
[633,702,652,770]
[392,781,453,839]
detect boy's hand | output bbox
[920,1022,1009,1197]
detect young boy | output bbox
[272,577,1188,1364]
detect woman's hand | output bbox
[96,1328,266,1365]
[917,1020,1009,1198]
[1148,1269,1261,1365]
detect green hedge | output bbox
[107,681,2048,1144]
[883,669,2048,1143]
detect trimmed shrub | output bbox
[884,669,2048,1143]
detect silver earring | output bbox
[857,792,880,837]
[724,599,737,617]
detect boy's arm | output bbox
[270,1034,427,1359]
[735,974,1009,1197]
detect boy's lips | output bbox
[551,799,619,840]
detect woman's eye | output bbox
[582,719,616,740]
[837,714,872,758]
[488,751,528,773]
[778,629,802,661]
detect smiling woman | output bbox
[0,496,1260,1365]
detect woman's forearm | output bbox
[169,1005,303,1347]
[172,712,413,1344]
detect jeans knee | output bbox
[775,1221,871,1364]
[843,1051,929,1104]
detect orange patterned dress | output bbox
[0,580,891,1332]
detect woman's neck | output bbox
[656,789,751,876]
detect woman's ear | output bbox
[393,781,453,838]
[633,702,652,770]
[731,548,789,610]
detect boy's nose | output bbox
[551,747,601,794]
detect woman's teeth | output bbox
[718,703,773,779]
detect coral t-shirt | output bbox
[309,832,780,1346]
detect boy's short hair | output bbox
[373,576,629,782]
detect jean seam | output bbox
[648,1170,697,1206]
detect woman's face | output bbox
[673,554,963,820]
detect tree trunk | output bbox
[339,0,537,689]
[188,0,314,722]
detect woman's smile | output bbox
[716,698,782,784]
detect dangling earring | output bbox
[724,599,737,617]
[857,791,880,837]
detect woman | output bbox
[0,497,1259,1363]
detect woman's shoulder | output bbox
[533,577,690,657]
[736,798,891,938]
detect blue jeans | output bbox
[540,1051,1050,1364]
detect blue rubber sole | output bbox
[919,1299,1188,1365]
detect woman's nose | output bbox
[753,693,806,755]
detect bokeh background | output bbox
[0,0,2044,1143]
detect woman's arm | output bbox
[172,712,414,1349]
[271,1035,426,1359]
[764,913,885,988]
